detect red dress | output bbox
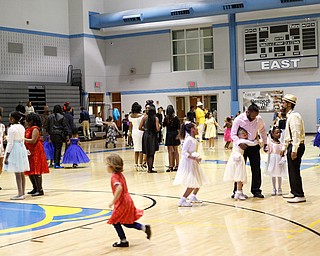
[107,172,143,224]
[24,126,49,175]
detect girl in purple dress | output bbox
[62,128,90,168]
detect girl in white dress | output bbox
[173,122,209,207]
[224,127,258,200]
[3,111,30,200]
[129,102,144,171]
[265,126,287,196]
[204,111,222,150]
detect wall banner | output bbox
[243,90,283,112]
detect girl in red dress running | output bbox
[107,153,151,247]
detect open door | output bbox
[176,97,185,122]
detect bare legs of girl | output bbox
[11,172,25,200]
[178,187,202,207]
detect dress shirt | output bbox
[195,108,205,125]
[231,112,268,146]
[282,109,305,153]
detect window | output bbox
[172,27,214,71]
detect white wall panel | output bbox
[0,31,70,81]
[0,0,69,34]
[83,38,106,92]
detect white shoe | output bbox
[277,188,282,196]
[282,193,294,199]
[241,193,248,199]
[178,198,192,207]
[234,192,246,200]
[11,195,25,200]
[189,195,203,204]
[287,197,306,203]
[271,189,276,196]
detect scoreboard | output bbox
[244,21,318,72]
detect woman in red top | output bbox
[24,113,49,196]
[107,154,151,247]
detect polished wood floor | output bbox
[0,135,320,255]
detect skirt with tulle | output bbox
[173,156,209,188]
[3,141,30,173]
[43,139,54,160]
[62,144,90,164]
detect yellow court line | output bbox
[51,209,110,222]
[0,206,54,234]
[287,219,320,238]
[147,219,299,235]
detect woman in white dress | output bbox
[204,111,222,149]
[3,111,30,200]
[129,102,144,171]
[173,122,209,207]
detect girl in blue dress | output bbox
[43,135,54,167]
[62,128,90,168]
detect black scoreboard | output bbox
[244,21,318,72]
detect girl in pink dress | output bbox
[223,117,233,149]
[265,126,287,196]
[107,154,151,247]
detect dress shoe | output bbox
[148,170,157,173]
[189,194,203,203]
[32,190,44,197]
[112,241,129,247]
[287,197,306,203]
[282,193,294,199]
[178,198,192,207]
[54,165,64,169]
[253,193,264,198]
[166,167,173,172]
[234,192,246,200]
[27,189,36,195]
[145,225,152,240]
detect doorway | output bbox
[112,93,122,129]
[189,96,203,110]
[88,93,104,120]
[175,97,185,122]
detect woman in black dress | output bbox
[163,105,180,172]
[139,104,160,173]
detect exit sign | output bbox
[187,81,197,88]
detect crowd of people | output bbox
[0,101,91,200]
[122,94,306,206]
[0,94,308,248]
[0,96,307,205]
